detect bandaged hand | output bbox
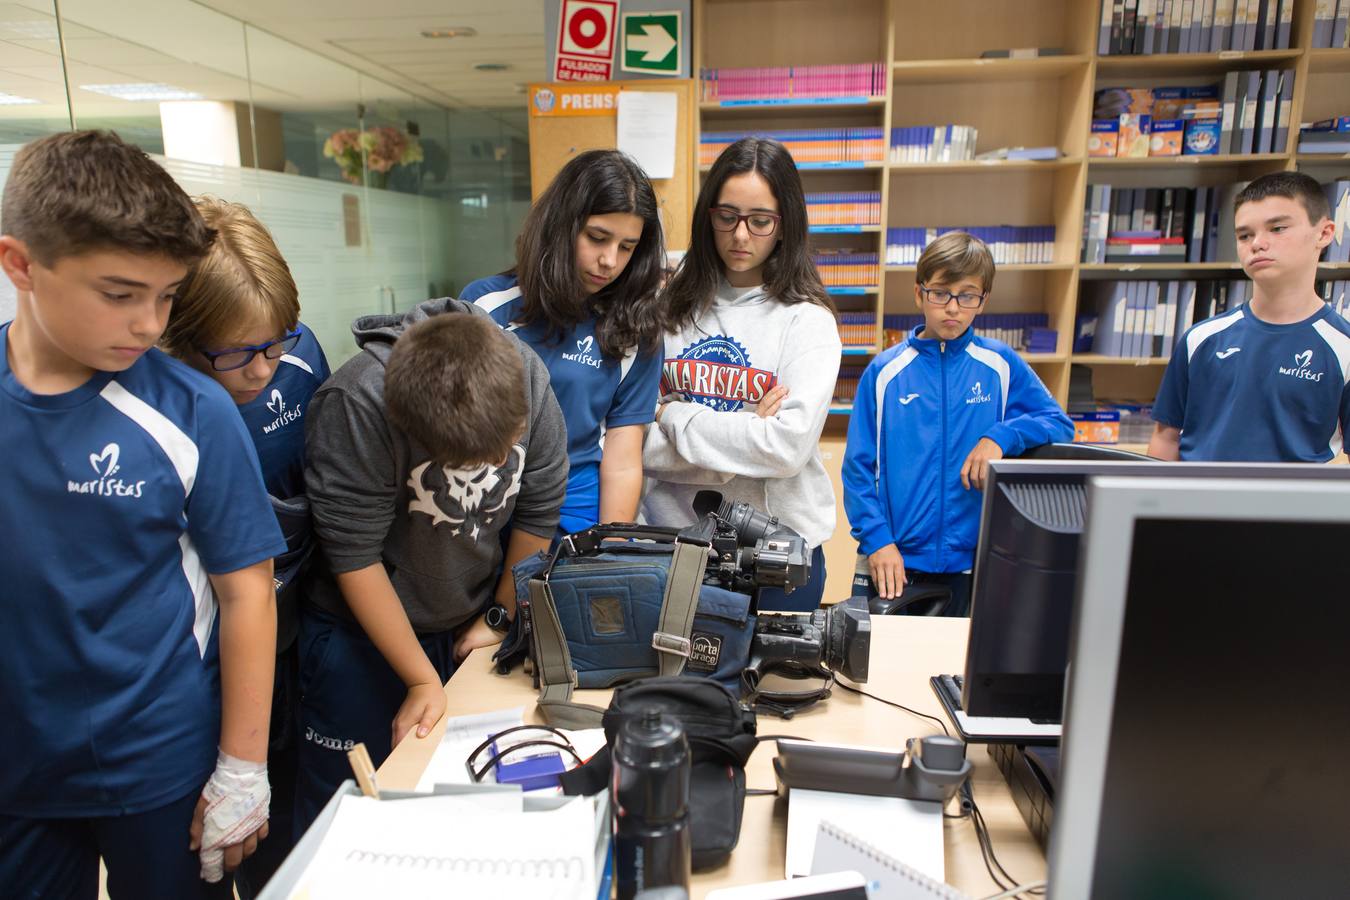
[192,750,270,882]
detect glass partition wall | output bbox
[0,0,529,363]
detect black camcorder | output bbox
[746,597,871,686]
[686,490,811,593]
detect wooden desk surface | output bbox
[379,616,1046,898]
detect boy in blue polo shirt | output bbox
[1150,172,1350,461]
[159,197,330,896]
[843,232,1072,615]
[0,131,283,897]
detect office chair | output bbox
[1018,441,1152,461]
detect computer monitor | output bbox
[1049,476,1350,899]
[961,460,1350,723]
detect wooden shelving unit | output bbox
[694,0,1346,413]
[693,0,1347,601]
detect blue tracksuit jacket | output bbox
[842,324,1074,574]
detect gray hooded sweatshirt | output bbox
[641,281,841,548]
[303,298,569,633]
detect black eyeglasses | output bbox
[709,206,781,237]
[199,330,302,372]
[465,724,585,783]
[918,284,986,309]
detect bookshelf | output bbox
[693,0,1349,601]
[693,0,1347,413]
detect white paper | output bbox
[415,705,607,792]
[785,788,945,883]
[617,91,678,179]
[290,793,601,900]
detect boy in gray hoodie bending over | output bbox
[295,300,567,832]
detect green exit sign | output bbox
[621,11,682,75]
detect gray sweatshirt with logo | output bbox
[641,281,842,548]
[303,298,568,633]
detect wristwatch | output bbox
[484,602,513,634]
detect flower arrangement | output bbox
[323,126,424,187]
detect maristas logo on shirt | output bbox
[966,381,992,405]
[262,388,304,434]
[1278,349,1323,382]
[67,442,146,497]
[562,334,603,369]
[662,336,774,412]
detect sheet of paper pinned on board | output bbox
[617,90,678,179]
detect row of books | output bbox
[1322,180,1350,264]
[1098,0,1293,55]
[1091,71,1294,158]
[1299,117,1350,155]
[883,313,1057,353]
[1312,0,1350,47]
[806,192,882,227]
[1082,183,1243,263]
[698,63,888,102]
[699,129,885,166]
[1078,279,1251,358]
[886,226,1058,266]
[814,252,880,286]
[839,313,878,347]
[834,366,866,405]
[1321,280,1350,317]
[888,126,979,163]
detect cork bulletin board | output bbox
[527,79,697,252]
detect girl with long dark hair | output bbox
[641,137,842,610]
[462,149,668,533]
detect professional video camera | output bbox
[745,596,871,685]
[685,490,811,593]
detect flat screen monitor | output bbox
[1049,476,1350,899]
[962,460,1350,721]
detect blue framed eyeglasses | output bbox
[200,330,302,372]
[918,284,986,309]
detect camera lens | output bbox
[719,499,777,545]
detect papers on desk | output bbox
[285,789,610,900]
[785,789,944,883]
[414,706,607,792]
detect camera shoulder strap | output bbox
[529,537,709,729]
[652,540,707,678]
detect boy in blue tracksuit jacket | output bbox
[843,232,1073,615]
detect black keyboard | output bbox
[938,674,964,711]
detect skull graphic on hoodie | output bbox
[405,444,526,541]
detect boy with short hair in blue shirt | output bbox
[843,232,1073,616]
[0,131,284,896]
[1150,172,1350,462]
[159,196,330,895]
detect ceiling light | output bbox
[421,27,477,38]
[79,83,204,102]
[474,63,510,71]
[0,91,39,105]
[0,21,60,40]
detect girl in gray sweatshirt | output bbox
[641,137,842,610]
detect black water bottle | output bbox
[612,708,691,900]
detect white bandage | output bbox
[198,750,271,882]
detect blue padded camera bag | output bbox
[513,540,755,691]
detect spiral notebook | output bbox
[810,820,973,900]
[283,790,609,900]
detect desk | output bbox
[378,616,1046,898]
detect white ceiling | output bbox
[0,0,545,120]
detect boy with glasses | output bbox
[159,197,330,896]
[842,231,1072,615]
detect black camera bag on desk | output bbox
[496,523,757,729]
[558,676,759,870]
